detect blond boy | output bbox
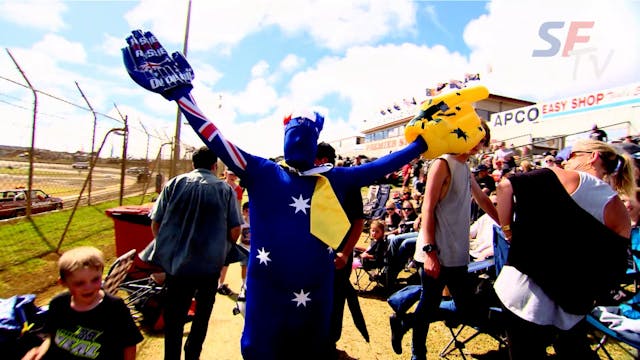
[22,246,142,360]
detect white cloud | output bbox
[0,0,67,31]
[251,60,270,78]
[124,0,417,52]
[100,33,125,57]
[3,0,638,161]
[286,43,470,130]
[33,34,87,64]
[464,0,640,102]
[2,46,84,94]
[265,0,417,51]
[279,54,303,73]
[233,78,279,116]
[124,0,268,52]
[188,59,223,88]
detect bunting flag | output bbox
[465,73,481,82]
[449,79,465,89]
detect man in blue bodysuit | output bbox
[122,30,488,359]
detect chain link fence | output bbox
[0,49,197,272]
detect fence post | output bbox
[75,81,98,205]
[57,127,126,252]
[6,49,37,218]
[114,104,129,206]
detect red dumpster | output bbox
[105,204,154,257]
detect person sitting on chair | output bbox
[383,200,402,236]
[495,139,633,359]
[358,220,387,270]
[469,194,499,261]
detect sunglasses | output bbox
[569,151,591,159]
[386,208,395,211]
[402,207,413,210]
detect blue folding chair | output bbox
[437,225,510,358]
[587,304,640,359]
[586,227,640,359]
[625,227,640,291]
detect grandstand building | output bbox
[334,93,533,158]
[490,82,640,150]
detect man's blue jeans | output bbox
[387,232,418,285]
[411,265,479,360]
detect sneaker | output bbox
[217,284,233,295]
[390,313,405,354]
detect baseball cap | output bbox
[473,164,489,173]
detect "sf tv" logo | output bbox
[532,21,613,80]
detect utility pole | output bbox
[170,0,192,178]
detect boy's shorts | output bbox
[224,243,249,266]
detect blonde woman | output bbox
[495,139,634,359]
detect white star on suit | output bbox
[291,289,311,307]
[256,247,272,265]
[289,194,311,214]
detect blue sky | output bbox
[1,0,639,159]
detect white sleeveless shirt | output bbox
[414,155,472,267]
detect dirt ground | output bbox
[130,261,508,360]
[20,243,630,359]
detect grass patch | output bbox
[0,196,148,298]
[0,195,149,269]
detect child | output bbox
[22,246,143,360]
[239,201,251,288]
[360,220,386,268]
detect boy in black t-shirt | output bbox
[22,246,143,360]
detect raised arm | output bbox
[345,139,426,187]
[122,30,251,176]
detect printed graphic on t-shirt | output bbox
[54,326,103,359]
[241,223,251,245]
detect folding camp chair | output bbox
[587,305,640,359]
[586,227,640,359]
[351,233,389,292]
[437,225,510,359]
[95,240,166,331]
[103,249,137,295]
[624,226,640,291]
[362,184,391,233]
[100,248,166,330]
[352,259,387,292]
[387,225,509,358]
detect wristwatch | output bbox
[422,244,438,253]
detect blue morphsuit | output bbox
[123,30,426,359]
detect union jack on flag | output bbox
[178,94,247,170]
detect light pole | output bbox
[170,0,192,178]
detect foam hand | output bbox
[405,86,489,159]
[122,30,194,101]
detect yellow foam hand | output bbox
[405,86,489,159]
